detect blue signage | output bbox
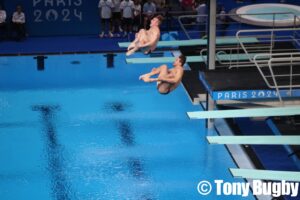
[212,89,300,100]
[199,70,300,101]
[3,0,100,36]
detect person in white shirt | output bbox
[98,0,114,38]
[195,0,206,37]
[0,5,6,25]
[120,0,134,36]
[142,0,156,29]
[0,5,8,40]
[132,0,141,32]
[12,5,26,41]
[111,0,123,34]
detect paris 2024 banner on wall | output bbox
[3,0,100,36]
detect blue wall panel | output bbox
[2,0,100,36]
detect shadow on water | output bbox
[106,101,155,199]
[127,157,145,180]
[103,101,132,112]
[117,121,135,146]
[32,105,74,200]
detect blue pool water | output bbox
[0,53,255,199]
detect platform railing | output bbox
[177,12,300,102]
[251,53,300,101]
[237,28,300,102]
[236,27,300,102]
[237,27,300,58]
[178,12,300,70]
[178,12,300,40]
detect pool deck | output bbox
[0,35,129,56]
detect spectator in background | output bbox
[98,0,114,38]
[195,0,206,37]
[217,4,228,36]
[153,0,165,12]
[120,0,134,37]
[0,4,7,40]
[11,5,26,41]
[132,0,141,32]
[180,0,194,11]
[143,0,156,29]
[111,0,123,35]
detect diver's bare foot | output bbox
[127,43,135,51]
[151,67,159,73]
[139,74,152,82]
[126,50,135,56]
[126,46,138,56]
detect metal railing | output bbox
[237,27,300,102]
[177,12,300,102]
[178,12,300,39]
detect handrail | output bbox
[179,12,300,39]
[252,53,300,102]
[236,27,300,61]
[236,28,300,103]
[177,12,300,103]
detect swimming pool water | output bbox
[0,53,255,199]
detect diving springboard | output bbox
[126,53,255,64]
[187,106,300,119]
[118,37,259,48]
[207,136,300,145]
[230,168,300,182]
[126,56,204,64]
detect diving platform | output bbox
[230,168,300,182]
[118,37,259,48]
[200,68,300,101]
[207,135,300,145]
[126,53,257,64]
[187,106,300,119]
